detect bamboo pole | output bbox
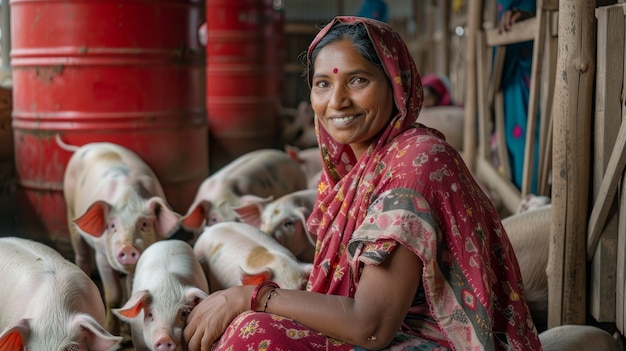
[462,0,482,170]
[548,0,595,327]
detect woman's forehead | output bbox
[314,40,376,72]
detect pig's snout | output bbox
[154,335,177,351]
[116,245,140,266]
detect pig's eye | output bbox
[141,221,148,229]
[110,223,115,229]
[181,310,189,319]
[283,219,295,229]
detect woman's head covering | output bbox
[421,73,453,106]
[306,16,423,184]
[305,16,425,296]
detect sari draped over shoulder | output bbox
[305,16,542,351]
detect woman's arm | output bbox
[184,244,422,351]
[273,244,422,349]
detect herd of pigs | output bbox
[0,104,623,350]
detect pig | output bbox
[62,141,182,334]
[284,145,323,189]
[0,236,123,351]
[113,240,209,351]
[516,193,551,213]
[539,325,623,351]
[181,148,308,234]
[416,105,465,151]
[234,188,318,262]
[501,204,551,332]
[193,222,313,292]
[280,100,317,149]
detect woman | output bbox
[497,0,538,192]
[421,73,455,107]
[184,16,542,351]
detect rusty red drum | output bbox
[206,0,281,171]
[10,0,208,253]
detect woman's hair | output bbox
[303,22,383,76]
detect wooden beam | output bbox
[548,0,595,328]
[462,0,482,170]
[587,120,626,258]
[484,17,537,46]
[590,5,624,323]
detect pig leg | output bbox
[68,216,94,276]
[96,252,123,335]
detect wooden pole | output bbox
[548,0,595,327]
[462,0,482,170]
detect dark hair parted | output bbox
[302,21,383,84]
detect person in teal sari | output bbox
[498,0,538,192]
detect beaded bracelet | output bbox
[250,280,280,311]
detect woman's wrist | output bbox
[250,281,280,312]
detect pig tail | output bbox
[251,280,280,311]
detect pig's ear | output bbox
[181,201,211,231]
[74,201,111,238]
[71,314,123,351]
[284,145,303,163]
[0,319,29,351]
[239,195,273,207]
[112,290,151,322]
[148,197,182,238]
[294,207,316,246]
[232,201,266,228]
[185,287,209,309]
[240,267,273,286]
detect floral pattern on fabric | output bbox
[214,312,453,351]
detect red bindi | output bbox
[333,68,338,74]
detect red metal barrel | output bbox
[10,0,208,255]
[206,0,280,172]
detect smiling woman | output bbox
[309,35,393,159]
[183,16,542,351]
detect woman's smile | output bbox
[329,114,360,126]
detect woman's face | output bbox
[422,86,439,107]
[310,39,394,159]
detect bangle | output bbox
[250,280,280,311]
[262,288,277,312]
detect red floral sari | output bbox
[213,16,542,351]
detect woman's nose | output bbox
[329,86,350,109]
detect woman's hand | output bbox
[498,9,535,33]
[184,285,253,351]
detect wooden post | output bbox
[548,0,595,327]
[590,5,623,323]
[462,0,482,170]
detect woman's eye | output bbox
[351,77,368,85]
[314,80,329,88]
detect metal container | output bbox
[10,0,208,252]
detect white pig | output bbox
[181,148,308,234]
[0,236,123,351]
[234,188,318,262]
[284,145,323,189]
[539,325,622,351]
[62,141,182,333]
[280,100,317,149]
[113,240,209,351]
[194,222,313,291]
[502,204,551,332]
